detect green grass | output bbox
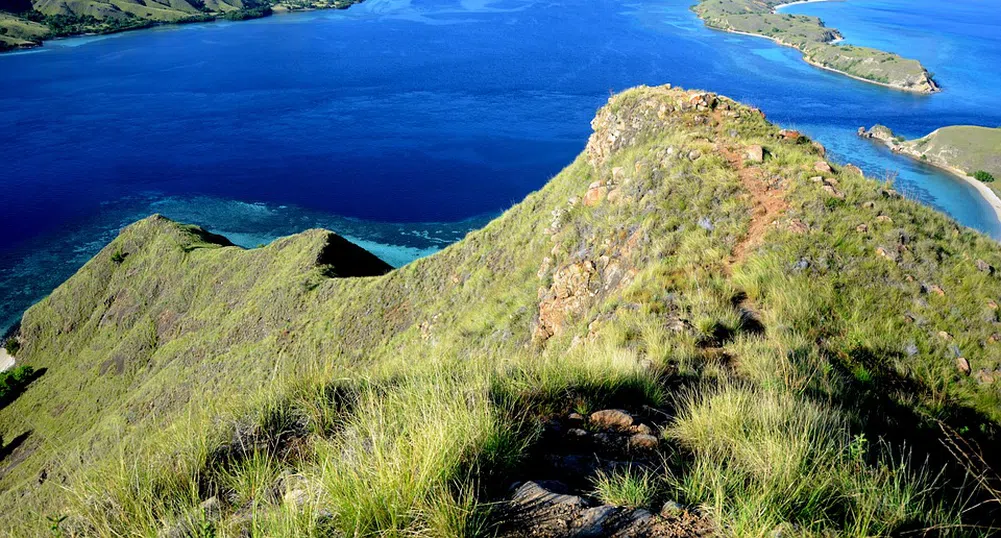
[1,86,999,536]
[591,466,659,509]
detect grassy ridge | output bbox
[692,0,940,93]
[2,86,1000,535]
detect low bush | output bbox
[0,365,35,402]
[973,170,996,183]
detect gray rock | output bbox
[512,481,589,508]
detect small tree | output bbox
[973,170,996,183]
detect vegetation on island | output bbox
[3,86,1001,536]
[0,0,361,51]
[862,124,1001,196]
[975,170,997,183]
[0,365,35,404]
[692,0,940,93]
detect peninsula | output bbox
[2,86,1000,536]
[861,124,1001,214]
[0,0,360,52]
[692,0,940,94]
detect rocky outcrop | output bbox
[494,481,714,538]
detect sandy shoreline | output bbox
[775,0,836,11]
[704,0,937,95]
[862,131,1001,225]
[902,151,1001,224]
[0,348,14,373]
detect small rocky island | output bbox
[693,0,940,94]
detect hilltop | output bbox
[2,86,1001,536]
[0,0,360,51]
[692,0,940,93]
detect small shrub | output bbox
[0,365,36,401]
[972,170,995,183]
[110,248,126,264]
[4,338,19,356]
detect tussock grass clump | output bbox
[591,466,659,509]
[313,371,518,537]
[668,382,964,536]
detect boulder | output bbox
[822,184,844,199]
[744,144,764,163]
[814,161,833,173]
[844,164,863,176]
[976,259,995,274]
[956,357,971,376]
[627,434,660,452]
[589,409,634,431]
[512,481,588,508]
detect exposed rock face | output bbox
[495,481,713,538]
[860,125,896,145]
[535,261,598,342]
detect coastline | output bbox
[905,154,1001,225]
[775,0,836,11]
[697,0,939,95]
[709,26,936,94]
[0,3,347,55]
[863,133,1001,225]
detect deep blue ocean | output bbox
[1,0,1000,331]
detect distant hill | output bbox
[2,86,1001,536]
[0,0,360,51]
[693,0,940,93]
[905,125,1001,179]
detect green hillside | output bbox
[2,86,1001,536]
[693,0,940,93]
[0,0,360,51]
[905,126,1001,179]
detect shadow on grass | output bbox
[827,345,1001,529]
[0,430,32,465]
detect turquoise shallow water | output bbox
[0,0,999,331]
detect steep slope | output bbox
[2,86,1001,536]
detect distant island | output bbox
[861,124,1001,217]
[692,0,940,94]
[0,0,361,52]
